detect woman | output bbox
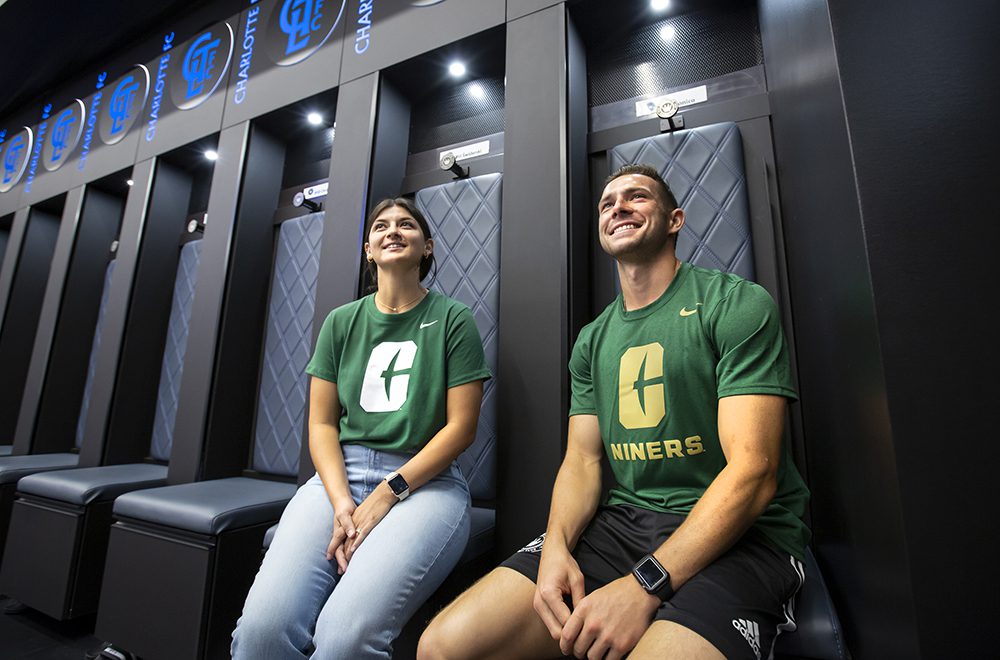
[232,198,490,659]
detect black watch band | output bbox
[632,554,674,601]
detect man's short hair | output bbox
[604,164,678,211]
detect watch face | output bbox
[635,556,666,589]
[387,473,408,495]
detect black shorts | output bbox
[501,504,805,660]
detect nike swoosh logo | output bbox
[679,304,703,317]
[420,320,438,329]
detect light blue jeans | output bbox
[231,443,470,659]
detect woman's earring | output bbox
[367,253,374,263]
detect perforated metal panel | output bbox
[74,259,116,449]
[578,3,763,108]
[149,241,203,461]
[416,174,501,500]
[609,122,755,280]
[252,212,324,477]
[409,77,505,154]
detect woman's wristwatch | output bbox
[384,472,410,501]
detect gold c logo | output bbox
[618,343,666,429]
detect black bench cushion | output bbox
[0,454,79,485]
[0,445,11,457]
[112,477,297,535]
[17,463,168,505]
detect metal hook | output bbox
[439,152,470,179]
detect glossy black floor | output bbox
[0,596,103,660]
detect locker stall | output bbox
[0,212,10,457]
[565,1,845,656]
[14,171,131,457]
[0,195,66,445]
[92,92,338,660]
[0,147,217,620]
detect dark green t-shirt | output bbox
[569,262,811,559]
[306,291,491,452]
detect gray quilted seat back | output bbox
[252,212,324,477]
[415,174,501,500]
[609,122,754,280]
[149,240,203,461]
[75,259,117,448]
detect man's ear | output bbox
[669,208,686,236]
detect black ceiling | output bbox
[0,0,226,121]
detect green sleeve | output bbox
[710,282,798,400]
[445,307,492,388]
[568,326,596,416]
[305,310,338,383]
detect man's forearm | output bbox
[544,450,603,552]
[652,461,776,590]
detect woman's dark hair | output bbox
[363,197,436,290]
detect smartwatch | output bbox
[384,471,410,501]
[632,554,674,601]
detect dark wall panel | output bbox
[825,0,1000,657]
[0,208,61,445]
[759,0,919,657]
[497,4,577,554]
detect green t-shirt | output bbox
[306,291,491,452]
[569,262,811,559]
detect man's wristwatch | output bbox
[384,472,410,501]
[632,554,674,601]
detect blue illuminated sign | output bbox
[170,23,233,111]
[43,99,86,171]
[110,75,140,135]
[280,0,322,55]
[2,135,26,184]
[0,128,33,193]
[99,66,151,145]
[266,0,344,66]
[183,32,223,99]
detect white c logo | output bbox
[360,341,418,412]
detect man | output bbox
[418,164,810,660]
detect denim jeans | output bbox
[231,443,471,659]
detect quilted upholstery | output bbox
[75,260,117,449]
[609,122,755,280]
[416,174,501,501]
[150,241,203,461]
[252,212,324,477]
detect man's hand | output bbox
[344,483,397,563]
[326,497,357,574]
[559,575,660,659]
[533,544,587,641]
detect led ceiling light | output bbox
[307,112,323,125]
[651,0,670,11]
[448,61,466,77]
[126,179,134,186]
[204,150,219,161]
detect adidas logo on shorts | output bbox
[518,533,546,554]
[732,618,761,660]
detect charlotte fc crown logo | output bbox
[99,66,150,146]
[2,135,27,184]
[183,32,222,99]
[43,100,86,171]
[266,0,345,66]
[171,23,234,110]
[0,128,32,193]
